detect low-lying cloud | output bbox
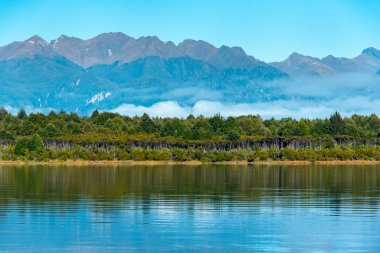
[278,73,380,98]
[4,74,380,119]
[110,96,380,119]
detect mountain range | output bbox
[0,32,380,113]
[271,48,380,76]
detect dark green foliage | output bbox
[0,129,14,140]
[1,111,380,140]
[17,108,27,119]
[14,134,43,156]
[105,117,127,132]
[160,118,189,138]
[43,123,61,137]
[236,115,268,136]
[191,117,213,140]
[1,110,380,161]
[0,107,9,120]
[90,109,100,120]
[227,130,240,141]
[209,113,224,134]
[17,120,36,136]
[140,113,157,134]
[329,111,344,135]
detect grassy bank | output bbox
[1,160,380,167]
[3,145,380,162]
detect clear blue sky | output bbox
[0,0,379,61]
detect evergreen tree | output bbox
[140,113,157,134]
[329,112,344,135]
[17,108,27,119]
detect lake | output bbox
[0,165,379,252]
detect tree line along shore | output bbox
[1,108,380,162]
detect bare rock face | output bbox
[2,33,379,75]
[51,32,135,67]
[50,32,270,69]
[51,33,182,67]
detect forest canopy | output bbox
[1,108,380,162]
[0,108,379,141]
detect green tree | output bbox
[140,113,157,134]
[293,120,310,136]
[17,120,35,136]
[0,107,8,120]
[43,123,61,137]
[17,108,27,119]
[236,115,269,136]
[106,117,128,132]
[15,134,43,156]
[160,118,189,137]
[0,129,15,140]
[209,113,224,134]
[311,119,329,136]
[367,114,380,134]
[90,109,100,120]
[191,117,213,140]
[227,130,240,141]
[329,112,344,135]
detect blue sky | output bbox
[0,0,379,61]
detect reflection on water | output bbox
[0,165,380,252]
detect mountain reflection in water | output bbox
[0,165,379,252]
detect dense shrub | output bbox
[14,134,43,156]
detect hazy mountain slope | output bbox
[270,53,337,77]
[0,56,87,109]
[0,54,287,113]
[177,39,266,69]
[321,55,372,73]
[0,36,57,60]
[1,33,379,77]
[51,32,271,69]
[89,56,287,107]
[51,33,181,67]
[354,47,380,71]
[271,48,380,77]
[0,33,379,115]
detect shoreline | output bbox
[1,160,380,166]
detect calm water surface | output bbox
[0,165,380,252]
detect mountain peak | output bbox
[91,32,133,41]
[25,35,49,47]
[219,46,246,56]
[289,52,303,57]
[362,47,380,59]
[0,35,56,60]
[179,39,214,48]
[322,55,336,60]
[270,52,336,77]
[288,52,319,61]
[137,35,162,43]
[55,34,79,41]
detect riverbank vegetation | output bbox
[1,108,380,162]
